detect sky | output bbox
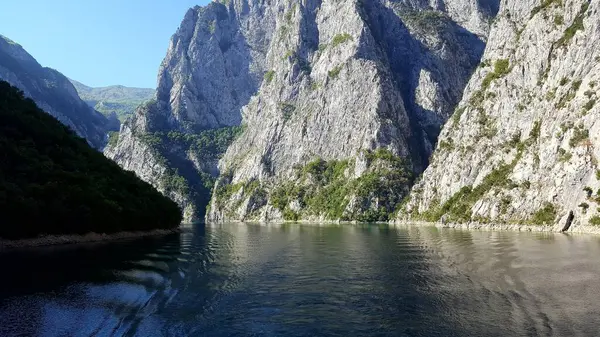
[0,0,211,88]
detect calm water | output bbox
[1,224,600,337]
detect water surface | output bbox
[1,224,600,336]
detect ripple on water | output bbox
[1,224,600,336]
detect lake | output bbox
[1,224,600,336]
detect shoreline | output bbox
[211,219,600,235]
[392,220,600,235]
[0,228,181,250]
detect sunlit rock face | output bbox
[206,0,493,222]
[405,0,600,229]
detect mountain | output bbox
[107,0,496,223]
[69,79,155,123]
[0,35,110,149]
[0,81,182,239]
[403,0,600,229]
[207,0,496,222]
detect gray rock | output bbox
[404,0,600,229]
[207,0,492,222]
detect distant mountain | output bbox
[0,80,182,239]
[69,79,155,122]
[0,35,110,149]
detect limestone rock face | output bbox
[207,0,492,222]
[107,0,494,223]
[106,1,276,222]
[0,35,110,149]
[405,0,600,229]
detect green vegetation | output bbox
[584,186,593,198]
[530,0,562,18]
[583,99,596,112]
[107,131,119,147]
[589,216,600,226]
[328,65,343,79]
[419,125,541,222]
[558,148,572,162]
[452,107,466,127]
[264,70,276,84]
[331,33,353,48]
[579,202,590,213]
[482,59,510,90]
[269,149,412,222]
[0,81,182,239]
[530,202,557,225]
[401,10,450,30]
[556,80,582,109]
[136,125,246,216]
[554,15,564,26]
[279,103,296,120]
[569,125,589,147]
[555,2,589,49]
[559,77,569,86]
[70,79,155,122]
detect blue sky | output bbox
[0,0,211,88]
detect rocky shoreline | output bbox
[0,228,181,250]
[211,219,600,235]
[393,221,600,235]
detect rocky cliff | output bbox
[0,35,110,149]
[206,0,494,222]
[404,0,600,229]
[106,1,276,222]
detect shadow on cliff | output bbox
[358,1,490,171]
[137,1,263,221]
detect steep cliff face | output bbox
[207,0,493,222]
[0,35,110,149]
[405,0,600,229]
[106,1,277,222]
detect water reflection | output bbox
[1,225,600,336]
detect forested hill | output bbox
[0,81,182,239]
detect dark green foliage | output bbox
[554,15,564,25]
[138,125,245,219]
[107,131,119,147]
[328,65,343,79]
[569,125,589,147]
[555,3,589,49]
[331,33,353,48]
[530,202,557,225]
[558,148,572,162]
[0,81,182,239]
[264,70,275,84]
[279,103,296,120]
[579,202,589,213]
[559,77,569,86]
[584,187,594,198]
[401,10,450,30]
[420,129,539,222]
[482,59,510,90]
[530,0,562,18]
[529,120,541,140]
[589,216,600,226]
[583,99,596,111]
[452,107,466,126]
[269,149,412,222]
